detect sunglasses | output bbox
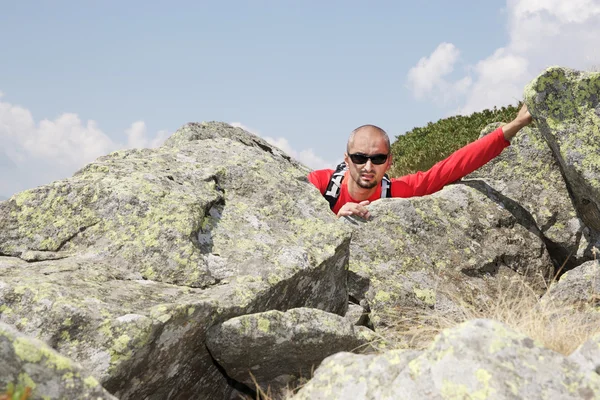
[348,153,389,165]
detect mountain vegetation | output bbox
[389,104,520,177]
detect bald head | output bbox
[347,125,390,154]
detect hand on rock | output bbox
[337,200,371,220]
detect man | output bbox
[308,104,533,219]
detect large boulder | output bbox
[0,321,116,399]
[466,123,591,268]
[524,67,600,233]
[292,319,600,399]
[206,307,375,395]
[346,184,553,344]
[0,122,351,398]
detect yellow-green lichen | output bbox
[17,372,37,392]
[374,291,391,303]
[408,358,421,378]
[441,379,470,399]
[13,337,43,363]
[414,287,436,306]
[84,375,99,389]
[257,318,271,333]
[13,337,74,371]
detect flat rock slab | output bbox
[293,319,600,400]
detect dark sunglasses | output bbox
[348,153,389,165]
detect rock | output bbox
[570,332,600,374]
[206,307,373,395]
[0,122,351,399]
[347,184,553,344]
[293,348,422,399]
[293,319,600,399]
[343,302,369,326]
[466,122,591,268]
[0,321,116,399]
[542,260,600,306]
[524,67,600,233]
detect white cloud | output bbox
[126,121,170,149]
[408,0,600,114]
[0,93,169,197]
[230,122,336,170]
[407,43,462,100]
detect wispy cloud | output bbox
[0,94,169,198]
[407,0,600,114]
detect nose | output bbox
[364,159,374,170]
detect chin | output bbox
[358,180,378,189]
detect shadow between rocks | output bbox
[460,180,583,277]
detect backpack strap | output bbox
[381,175,392,198]
[324,162,348,209]
[324,162,393,210]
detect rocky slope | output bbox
[0,66,599,399]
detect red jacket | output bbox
[308,127,510,214]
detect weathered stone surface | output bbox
[293,319,600,399]
[467,122,591,268]
[293,348,421,399]
[524,67,600,233]
[0,122,351,399]
[570,331,600,374]
[206,307,373,394]
[0,321,116,399]
[347,184,553,343]
[543,260,600,306]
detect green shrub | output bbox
[389,104,520,177]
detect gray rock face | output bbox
[344,302,369,326]
[347,184,553,343]
[467,123,591,268]
[525,67,600,233]
[543,260,600,305]
[0,122,351,398]
[570,331,600,374]
[293,319,600,400]
[206,307,374,395]
[294,348,422,399]
[0,322,116,400]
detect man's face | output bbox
[344,129,392,190]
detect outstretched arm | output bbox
[391,103,533,198]
[502,103,532,141]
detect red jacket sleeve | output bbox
[391,127,510,197]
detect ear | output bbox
[344,153,350,165]
[385,154,393,172]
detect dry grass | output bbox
[240,371,308,400]
[386,264,600,356]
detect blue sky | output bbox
[1,0,599,198]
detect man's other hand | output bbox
[337,200,371,219]
[502,103,533,141]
